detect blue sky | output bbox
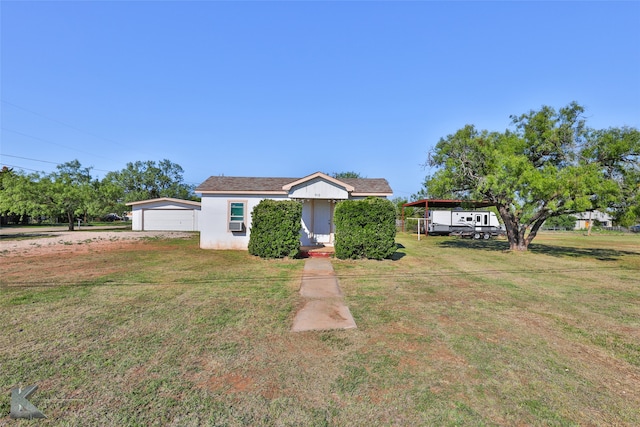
[2,1,639,199]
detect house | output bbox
[127,198,201,231]
[195,172,393,250]
[573,210,613,229]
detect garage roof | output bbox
[126,197,201,207]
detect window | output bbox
[230,202,245,222]
[466,217,473,222]
[228,201,246,231]
[476,215,481,223]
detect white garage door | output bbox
[143,209,196,231]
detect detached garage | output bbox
[127,198,201,231]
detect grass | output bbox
[1,232,639,425]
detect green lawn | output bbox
[1,232,639,426]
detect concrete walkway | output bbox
[291,258,357,332]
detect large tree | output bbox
[0,167,43,225]
[332,171,363,179]
[583,126,640,225]
[102,159,195,209]
[46,160,96,230]
[0,160,96,230]
[423,102,640,251]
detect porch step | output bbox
[300,245,335,258]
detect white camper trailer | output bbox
[428,210,504,239]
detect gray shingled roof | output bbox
[339,178,393,194]
[196,175,392,195]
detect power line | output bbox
[1,99,160,159]
[2,154,64,165]
[2,154,200,184]
[1,154,112,173]
[2,101,198,179]
[2,99,127,148]
[0,163,44,173]
[2,127,117,162]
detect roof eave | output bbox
[351,192,392,197]
[126,197,201,207]
[197,190,288,195]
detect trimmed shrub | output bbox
[248,199,302,259]
[334,197,397,260]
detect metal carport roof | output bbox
[402,199,494,209]
[400,199,495,234]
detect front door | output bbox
[313,200,333,244]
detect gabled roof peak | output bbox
[281,172,355,192]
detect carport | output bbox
[401,199,494,236]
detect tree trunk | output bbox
[587,211,593,236]
[497,204,529,251]
[509,227,529,251]
[67,211,75,231]
[524,217,547,249]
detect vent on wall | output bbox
[229,221,244,232]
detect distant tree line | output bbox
[0,159,196,230]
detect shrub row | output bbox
[248,200,302,259]
[334,197,397,260]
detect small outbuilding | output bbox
[126,198,201,231]
[573,210,613,229]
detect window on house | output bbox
[228,201,247,232]
[230,202,245,222]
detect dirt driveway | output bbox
[1,227,194,258]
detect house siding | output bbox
[289,178,349,200]
[199,194,288,249]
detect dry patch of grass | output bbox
[1,232,639,425]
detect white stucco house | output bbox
[195,172,393,250]
[127,198,201,231]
